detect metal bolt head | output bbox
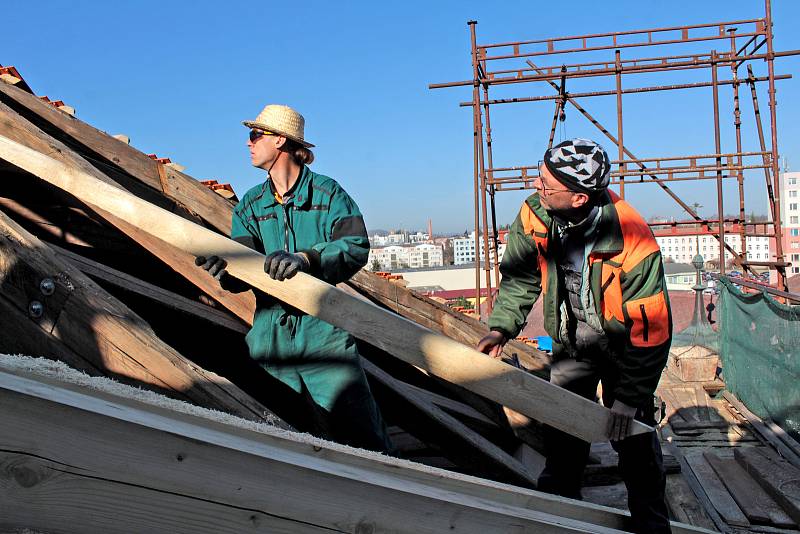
[40,278,55,296]
[28,301,44,319]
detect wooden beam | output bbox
[361,357,540,488]
[0,207,274,424]
[49,242,249,335]
[0,365,635,534]
[735,447,800,524]
[0,364,710,533]
[721,391,800,469]
[0,134,652,443]
[348,269,550,374]
[0,136,654,443]
[684,452,749,527]
[0,81,234,234]
[704,451,796,528]
[94,207,257,325]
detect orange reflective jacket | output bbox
[489,191,672,406]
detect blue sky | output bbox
[5,1,800,233]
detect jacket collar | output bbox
[264,165,312,208]
[529,190,624,255]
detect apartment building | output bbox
[453,230,508,266]
[367,243,443,271]
[780,171,800,275]
[653,226,771,266]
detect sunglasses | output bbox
[249,129,276,143]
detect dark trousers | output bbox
[537,357,671,534]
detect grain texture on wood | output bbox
[0,81,234,233]
[704,451,796,528]
[735,447,800,524]
[361,357,540,487]
[0,365,711,534]
[0,208,274,424]
[0,367,640,534]
[684,452,750,527]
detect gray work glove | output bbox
[607,399,638,442]
[195,255,227,280]
[264,250,310,281]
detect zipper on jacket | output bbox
[639,304,649,342]
[281,202,290,251]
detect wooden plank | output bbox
[95,206,257,326]
[0,98,197,218]
[348,269,551,374]
[0,364,711,534]
[0,80,234,234]
[661,432,728,532]
[735,447,800,524]
[0,208,274,424]
[361,357,540,488]
[0,452,332,534]
[0,366,636,534]
[704,452,796,528]
[765,420,800,457]
[0,135,654,443]
[664,472,719,531]
[722,391,800,469]
[684,452,750,527]
[49,242,249,335]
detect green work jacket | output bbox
[231,166,370,411]
[489,190,672,407]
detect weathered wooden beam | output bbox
[360,357,540,488]
[0,207,275,424]
[0,135,654,443]
[735,447,800,524]
[348,269,550,374]
[49,242,249,335]
[0,95,255,322]
[0,98,200,219]
[0,135,651,443]
[0,365,633,534]
[0,80,234,234]
[704,451,796,528]
[0,363,710,533]
[94,206,256,325]
[722,391,800,469]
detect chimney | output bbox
[428,219,433,242]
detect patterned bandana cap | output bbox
[543,138,611,193]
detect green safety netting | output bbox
[717,276,800,440]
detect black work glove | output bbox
[264,250,310,281]
[195,255,227,280]
[195,255,250,293]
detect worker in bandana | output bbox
[478,138,672,533]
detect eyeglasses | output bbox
[249,129,276,143]
[536,160,574,196]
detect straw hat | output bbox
[243,104,314,148]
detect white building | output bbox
[368,243,444,271]
[654,227,771,266]
[370,231,430,247]
[779,171,800,275]
[453,232,506,265]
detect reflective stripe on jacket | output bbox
[489,190,672,406]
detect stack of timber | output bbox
[657,355,800,533]
[0,72,710,532]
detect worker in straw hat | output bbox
[196,104,391,452]
[478,138,672,533]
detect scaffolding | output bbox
[431,0,800,317]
